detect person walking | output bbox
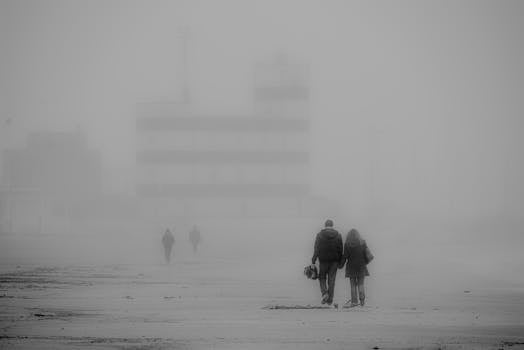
[311,219,343,306]
[188,225,201,254]
[162,228,175,263]
[342,229,374,307]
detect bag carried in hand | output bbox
[364,245,374,264]
[304,264,318,280]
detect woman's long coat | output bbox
[343,240,370,278]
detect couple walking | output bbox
[311,219,374,307]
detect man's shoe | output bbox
[321,293,329,304]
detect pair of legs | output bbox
[164,245,173,263]
[348,275,365,306]
[318,261,338,305]
[191,242,198,254]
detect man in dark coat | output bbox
[311,219,343,305]
[162,229,175,263]
[188,225,201,254]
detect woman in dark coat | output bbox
[342,229,373,307]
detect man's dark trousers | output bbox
[319,261,338,304]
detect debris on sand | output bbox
[464,290,471,293]
[33,312,56,318]
[30,308,96,319]
[263,304,333,310]
[503,341,524,346]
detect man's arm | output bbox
[342,235,349,260]
[311,234,320,265]
[337,234,343,258]
[337,234,345,267]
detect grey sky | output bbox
[1,0,523,224]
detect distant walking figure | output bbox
[162,229,175,263]
[188,225,201,254]
[342,229,374,307]
[311,219,343,306]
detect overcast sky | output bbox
[1,0,523,225]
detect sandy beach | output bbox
[2,0,524,348]
[1,249,523,350]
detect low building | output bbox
[135,56,337,221]
[0,131,102,233]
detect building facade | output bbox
[135,57,335,219]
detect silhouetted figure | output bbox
[188,225,201,254]
[341,229,374,307]
[162,229,175,263]
[311,219,343,306]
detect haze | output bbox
[1,0,523,293]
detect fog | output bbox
[1,0,524,296]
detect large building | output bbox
[135,56,336,220]
[0,131,102,233]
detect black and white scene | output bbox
[1,1,524,349]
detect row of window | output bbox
[136,164,309,185]
[139,197,309,217]
[136,131,309,151]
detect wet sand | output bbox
[1,258,524,350]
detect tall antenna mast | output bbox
[179,26,190,104]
